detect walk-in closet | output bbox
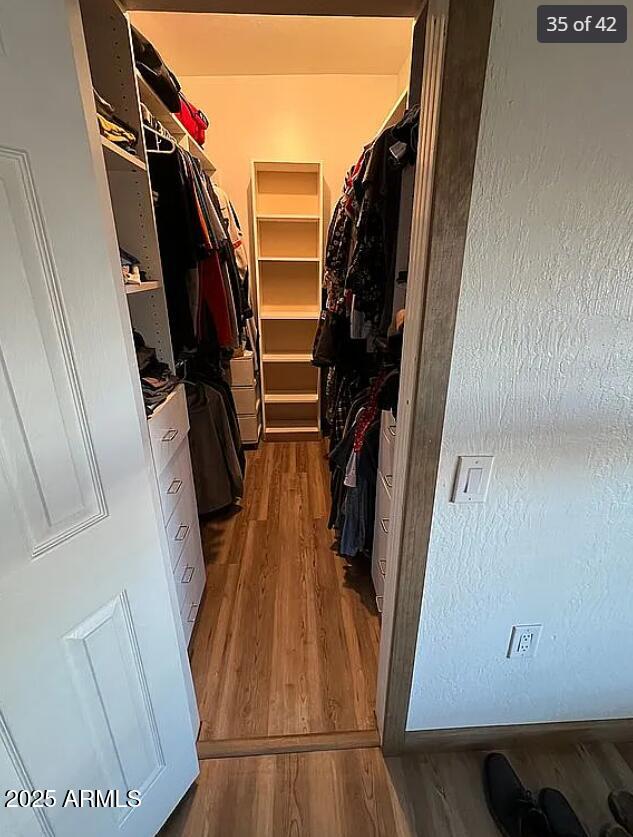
[76,0,422,754]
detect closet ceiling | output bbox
[128,13,413,76]
[126,1,421,17]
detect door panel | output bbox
[0,147,106,559]
[65,593,165,824]
[0,1,198,834]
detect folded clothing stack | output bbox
[120,247,145,286]
[134,331,180,415]
[94,88,139,154]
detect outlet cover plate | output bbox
[507,624,542,659]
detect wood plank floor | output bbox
[161,741,633,836]
[190,441,381,741]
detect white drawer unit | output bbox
[180,560,205,645]
[230,350,256,387]
[238,410,261,445]
[372,410,396,611]
[378,409,396,490]
[158,437,192,524]
[149,383,205,645]
[230,350,262,446]
[165,479,198,571]
[173,528,205,610]
[232,382,258,415]
[148,384,190,476]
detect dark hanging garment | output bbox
[148,149,199,355]
[187,382,244,514]
[346,106,420,337]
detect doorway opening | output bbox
[128,9,421,751]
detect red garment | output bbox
[177,94,208,145]
[198,253,233,347]
[352,369,389,453]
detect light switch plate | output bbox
[451,456,494,503]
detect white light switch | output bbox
[451,456,494,503]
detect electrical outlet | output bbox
[507,624,542,659]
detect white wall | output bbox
[407,0,633,731]
[181,74,402,247]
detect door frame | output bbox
[377,0,496,754]
[123,0,496,758]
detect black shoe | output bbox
[484,753,552,836]
[539,788,588,837]
[609,791,633,835]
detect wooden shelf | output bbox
[135,71,215,174]
[253,159,323,438]
[257,214,320,222]
[258,256,320,263]
[254,161,321,173]
[266,425,320,436]
[263,353,312,363]
[261,306,320,320]
[125,281,161,295]
[265,393,318,404]
[101,137,146,171]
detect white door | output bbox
[0,2,198,835]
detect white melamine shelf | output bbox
[257,256,320,263]
[252,159,323,438]
[260,306,320,320]
[101,137,146,171]
[136,72,215,174]
[265,393,318,404]
[257,214,321,222]
[125,281,161,295]
[266,425,320,436]
[263,353,313,363]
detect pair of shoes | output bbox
[601,790,633,837]
[484,753,588,837]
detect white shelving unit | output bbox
[78,0,207,645]
[251,160,323,441]
[135,72,215,176]
[101,136,147,171]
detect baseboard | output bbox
[403,717,633,753]
[197,729,380,760]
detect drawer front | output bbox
[372,557,385,612]
[371,469,391,591]
[239,413,260,444]
[232,384,258,415]
[372,508,389,581]
[166,479,197,571]
[379,410,396,480]
[174,529,204,609]
[179,549,206,645]
[376,469,392,534]
[148,384,190,477]
[158,438,192,525]
[378,441,394,498]
[230,352,255,387]
[372,557,385,598]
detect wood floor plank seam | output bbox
[197,729,381,760]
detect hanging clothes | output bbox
[146,118,249,512]
[187,381,244,514]
[328,369,399,558]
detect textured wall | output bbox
[407,0,633,731]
